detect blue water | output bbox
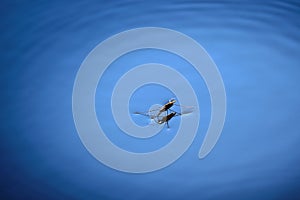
[1,1,300,199]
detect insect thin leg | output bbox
[169,108,181,115]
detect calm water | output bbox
[1,1,300,199]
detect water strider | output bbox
[134,99,194,128]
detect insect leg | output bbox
[169,109,181,115]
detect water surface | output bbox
[1,1,300,199]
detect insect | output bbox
[156,112,181,128]
[134,99,194,128]
[156,98,176,117]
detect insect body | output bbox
[157,112,181,128]
[157,99,176,117]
